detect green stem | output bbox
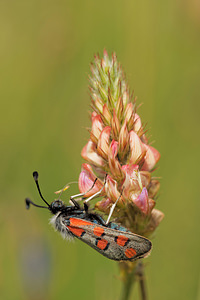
[119,261,147,300]
[119,266,136,300]
[137,262,147,300]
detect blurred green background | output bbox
[0,1,200,299]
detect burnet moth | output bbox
[25,171,152,261]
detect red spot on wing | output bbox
[67,218,92,237]
[69,218,92,227]
[93,227,104,237]
[97,239,108,250]
[67,226,85,237]
[125,248,137,258]
[116,235,129,246]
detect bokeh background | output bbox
[1,1,200,299]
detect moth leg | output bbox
[83,203,107,226]
[105,189,123,225]
[83,202,89,213]
[70,178,98,202]
[84,174,107,204]
[82,201,106,225]
[70,198,80,209]
[91,214,107,226]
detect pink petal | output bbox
[111,109,120,138]
[142,144,161,171]
[140,171,151,187]
[148,198,156,212]
[103,104,111,123]
[133,113,148,143]
[95,97,104,113]
[145,208,164,233]
[105,175,120,202]
[81,140,105,167]
[97,126,111,159]
[124,103,134,122]
[110,140,118,157]
[91,111,98,122]
[129,131,146,164]
[90,115,104,143]
[78,163,103,197]
[150,209,165,227]
[122,164,139,176]
[148,179,160,198]
[133,187,149,214]
[90,165,108,179]
[95,197,112,213]
[108,140,124,180]
[121,165,140,199]
[119,120,129,154]
[134,113,142,132]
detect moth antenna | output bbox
[32,171,50,208]
[25,198,49,210]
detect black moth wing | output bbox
[64,217,152,261]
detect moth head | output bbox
[49,200,66,214]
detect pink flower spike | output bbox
[133,187,149,215]
[142,144,161,171]
[81,140,105,167]
[79,52,163,245]
[129,131,146,164]
[78,163,103,197]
